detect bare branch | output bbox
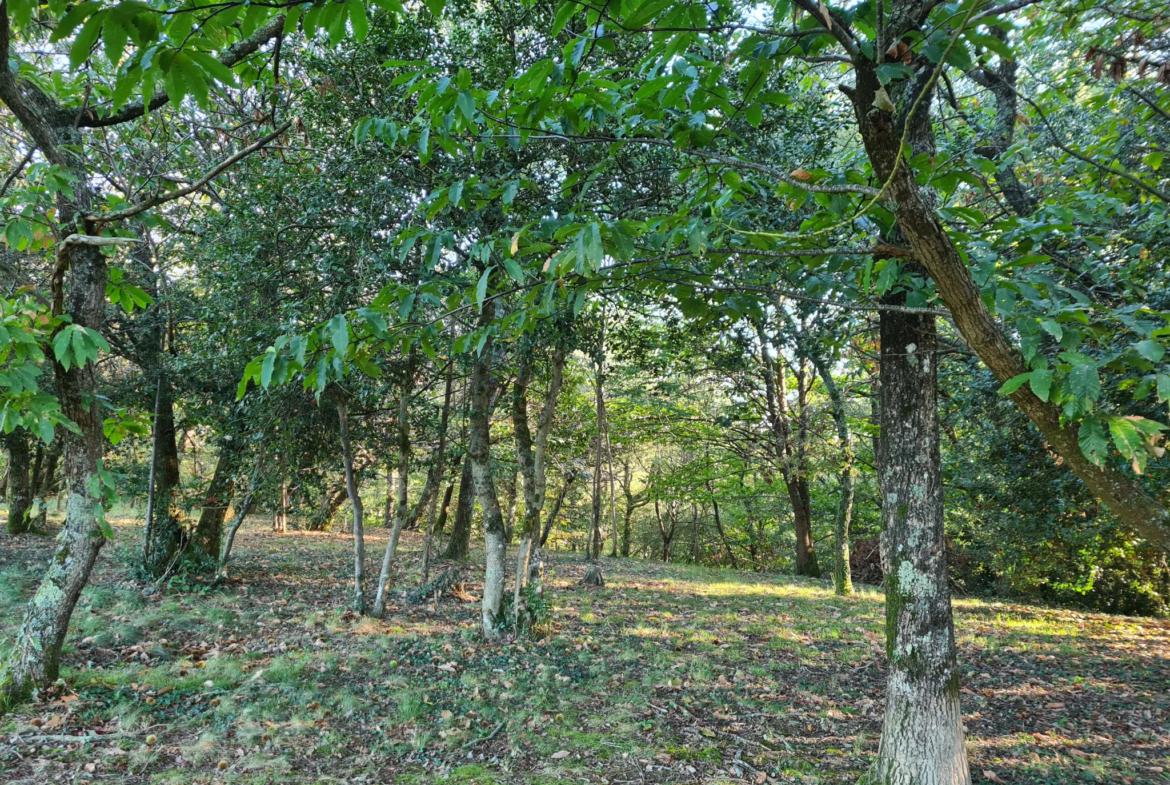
[87,123,291,225]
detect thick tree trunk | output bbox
[0,167,109,710]
[337,398,366,614]
[373,364,417,618]
[193,441,239,559]
[870,300,969,785]
[467,304,507,637]
[5,429,31,535]
[441,459,475,561]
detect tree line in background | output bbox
[0,0,1167,781]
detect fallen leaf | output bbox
[551,749,571,760]
[982,771,1002,783]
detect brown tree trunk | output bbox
[193,440,239,559]
[441,459,475,561]
[4,429,31,535]
[421,363,455,585]
[373,359,418,618]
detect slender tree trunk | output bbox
[511,341,569,628]
[502,470,518,543]
[35,446,60,526]
[4,429,31,535]
[435,475,457,536]
[539,473,574,547]
[337,397,366,614]
[815,360,855,596]
[422,363,454,586]
[373,363,417,618]
[708,483,737,568]
[218,453,263,582]
[870,295,969,784]
[467,304,507,637]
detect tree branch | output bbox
[77,16,286,129]
[87,122,291,224]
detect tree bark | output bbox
[870,296,969,785]
[421,362,454,585]
[143,381,184,577]
[441,458,475,561]
[758,323,820,577]
[539,472,575,547]
[373,359,417,618]
[467,303,507,637]
[336,397,366,614]
[192,440,239,559]
[4,429,32,535]
[511,339,569,629]
[217,452,263,582]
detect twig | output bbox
[7,730,137,744]
[462,721,504,749]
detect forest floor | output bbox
[1,517,1168,785]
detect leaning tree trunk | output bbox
[467,303,508,637]
[217,452,263,582]
[4,429,32,535]
[336,397,366,614]
[0,178,109,710]
[192,439,239,559]
[441,459,475,561]
[373,363,417,618]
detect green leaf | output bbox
[998,371,1032,396]
[583,222,603,266]
[504,258,525,284]
[550,1,577,37]
[260,348,276,388]
[457,90,476,122]
[1135,339,1165,362]
[329,314,349,356]
[1145,151,1164,172]
[70,11,106,69]
[349,0,369,42]
[1077,417,1108,467]
[1029,369,1052,402]
[476,266,492,310]
[502,180,519,205]
[51,1,99,42]
[1157,373,1170,403]
[1068,363,1101,403]
[1039,318,1062,341]
[425,0,445,18]
[745,104,763,127]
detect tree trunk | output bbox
[802,340,854,595]
[539,472,574,547]
[851,58,1170,554]
[758,323,820,577]
[35,446,60,526]
[218,453,263,582]
[441,458,475,561]
[511,339,569,628]
[421,363,454,586]
[373,361,417,618]
[708,484,737,568]
[870,296,969,785]
[193,440,239,559]
[337,397,366,614]
[143,382,184,577]
[435,475,457,536]
[467,303,507,637]
[5,429,32,535]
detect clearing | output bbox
[1,519,1168,784]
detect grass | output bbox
[0,516,1168,784]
